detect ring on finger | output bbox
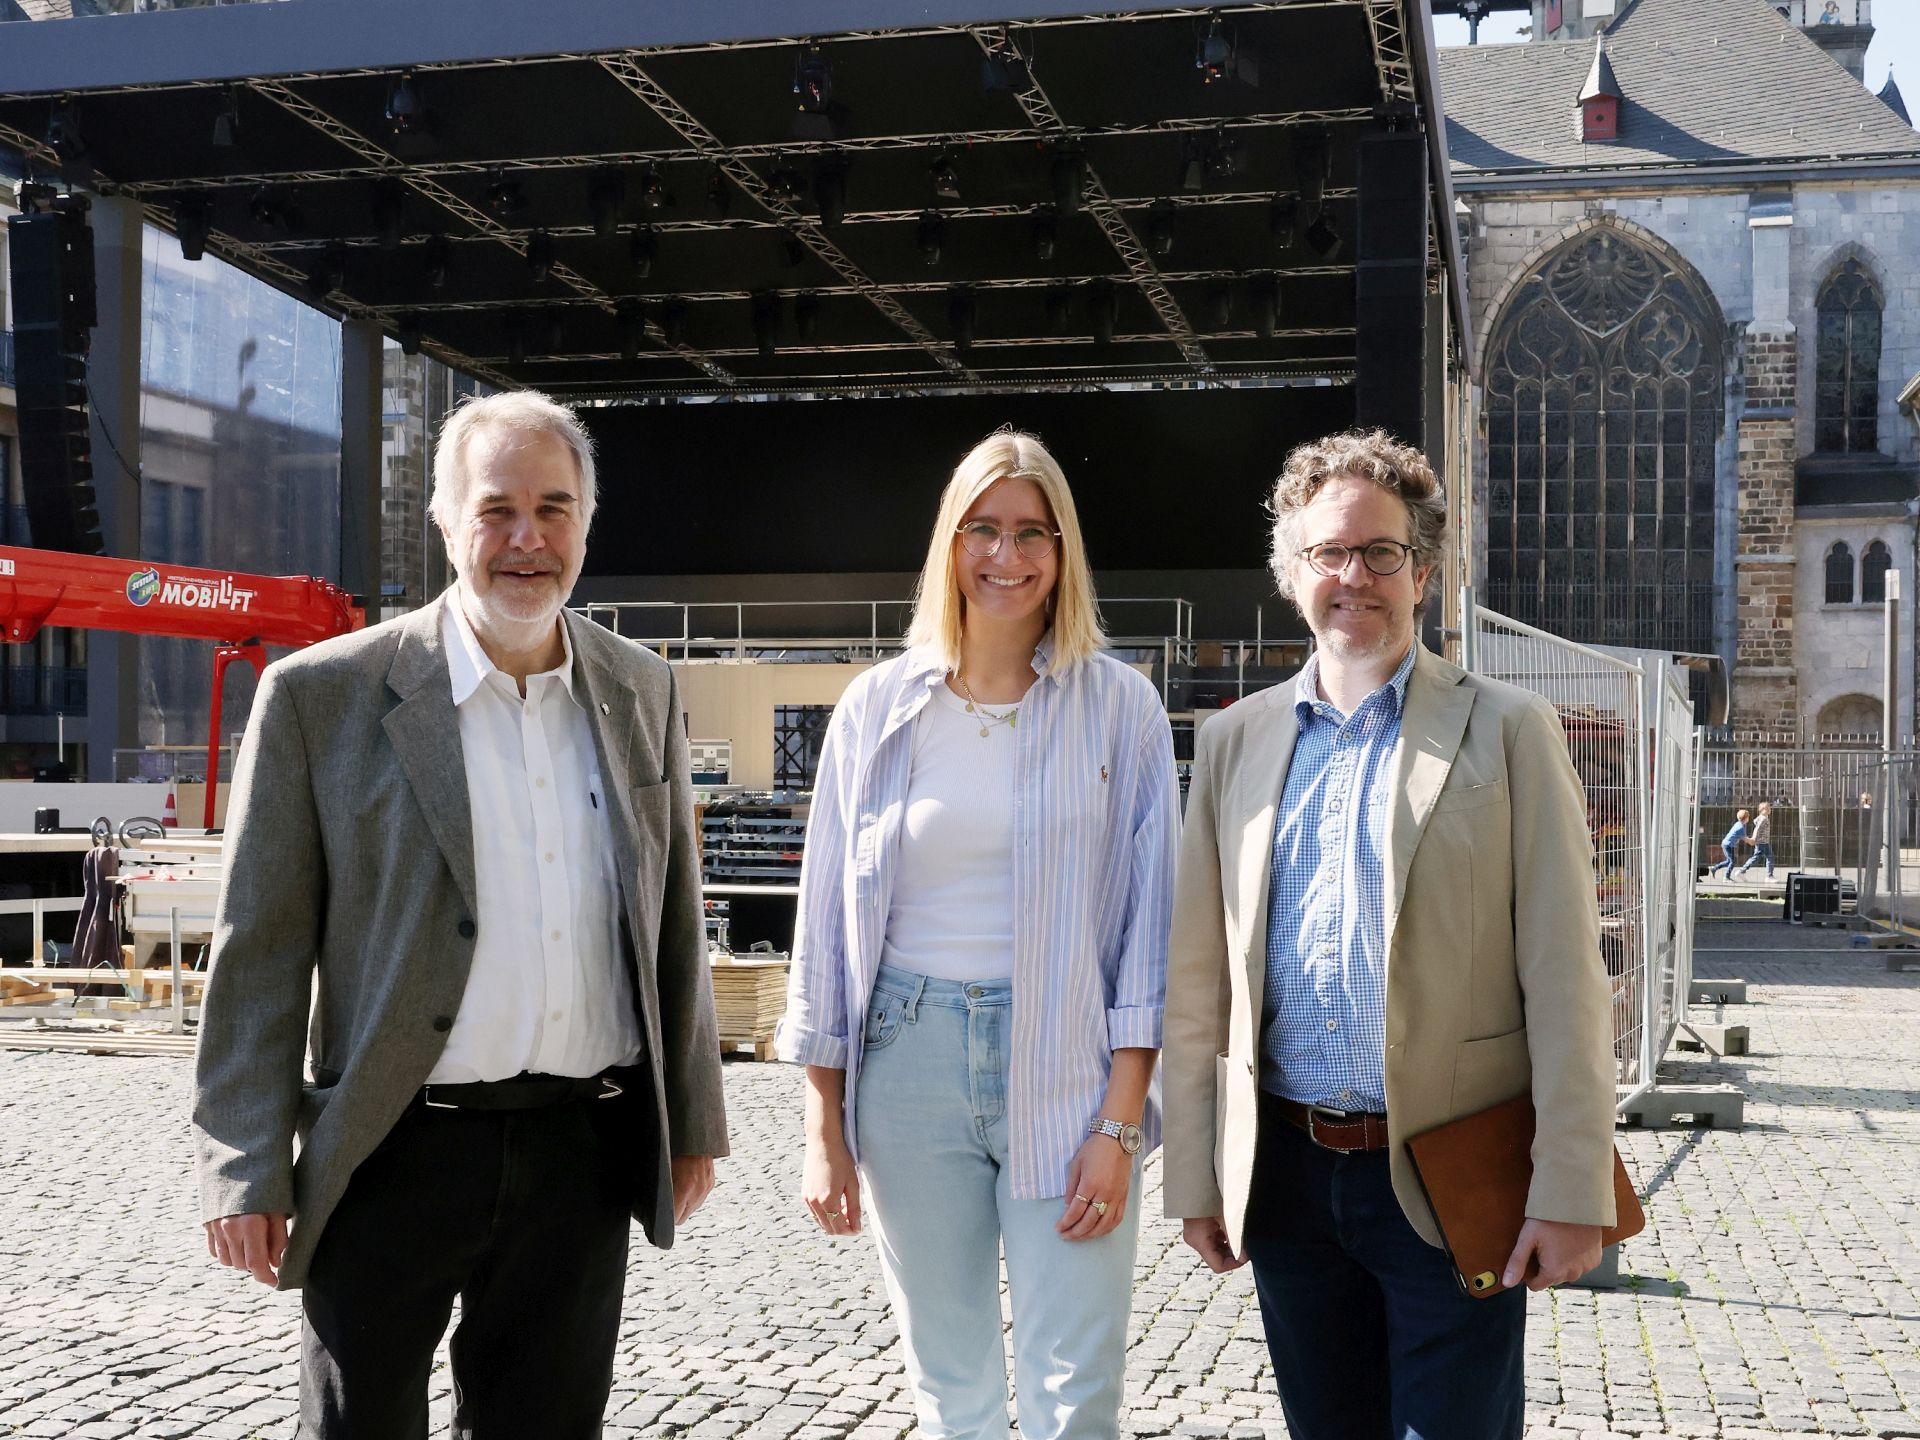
[1090,1199,1109,1216]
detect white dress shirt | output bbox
[427,589,641,1084]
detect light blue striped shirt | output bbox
[776,637,1178,1199]
[1262,645,1415,1111]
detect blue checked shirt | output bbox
[1261,645,1416,1112]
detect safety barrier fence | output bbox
[1461,593,1700,1113]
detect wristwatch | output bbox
[1088,1116,1143,1155]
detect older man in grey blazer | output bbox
[194,390,728,1439]
[1163,430,1615,1440]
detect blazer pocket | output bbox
[630,780,671,832]
[1449,1026,1532,1117]
[1433,778,1509,815]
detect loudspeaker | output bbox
[7,203,103,554]
[1353,127,1428,450]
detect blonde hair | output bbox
[1737,808,1751,821]
[431,390,598,533]
[905,428,1106,671]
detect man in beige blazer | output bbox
[194,391,728,1439]
[1163,430,1616,1439]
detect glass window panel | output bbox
[1826,542,1854,604]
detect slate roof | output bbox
[1579,40,1621,103]
[1881,73,1912,126]
[1438,0,1920,176]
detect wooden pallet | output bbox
[0,1027,197,1057]
[719,1034,778,1061]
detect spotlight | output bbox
[769,163,806,206]
[948,286,977,356]
[1269,193,1299,248]
[659,297,689,347]
[1294,130,1331,220]
[707,164,733,217]
[485,172,528,221]
[526,231,555,283]
[1146,200,1175,259]
[1050,150,1086,217]
[637,163,669,213]
[617,301,647,362]
[1205,280,1232,331]
[172,195,212,262]
[777,229,808,267]
[371,178,407,251]
[1044,287,1072,333]
[751,292,781,358]
[1195,16,1259,86]
[395,315,423,356]
[629,225,657,279]
[795,291,821,344]
[791,45,846,140]
[1178,139,1206,193]
[1085,281,1116,346]
[44,99,87,164]
[384,71,425,137]
[211,87,241,149]
[1303,210,1341,259]
[423,233,452,290]
[589,169,626,239]
[980,37,1031,92]
[930,151,962,203]
[1249,273,1279,338]
[305,244,347,301]
[506,315,526,366]
[813,154,848,227]
[248,185,295,233]
[917,211,946,268]
[1030,206,1058,262]
[1204,131,1248,184]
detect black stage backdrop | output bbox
[577,386,1352,577]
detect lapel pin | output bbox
[600,702,610,715]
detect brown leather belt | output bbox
[1266,1093,1390,1153]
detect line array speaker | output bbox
[1353,127,1429,453]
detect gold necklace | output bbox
[953,670,1019,739]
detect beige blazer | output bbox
[1161,644,1617,1253]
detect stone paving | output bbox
[2,898,1919,1438]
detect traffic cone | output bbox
[161,785,178,829]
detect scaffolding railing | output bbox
[1462,590,1698,1113]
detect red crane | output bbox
[0,544,365,827]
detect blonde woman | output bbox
[776,429,1177,1439]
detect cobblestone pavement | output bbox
[2,900,1918,1438]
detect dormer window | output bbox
[1577,39,1622,143]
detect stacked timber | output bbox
[708,949,788,1060]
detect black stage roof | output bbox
[0,0,1468,398]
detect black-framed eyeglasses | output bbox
[1298,540,1417,579]
[957,521,1061,560]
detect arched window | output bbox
[1862,539,1893,603]
[1825,541,1855,604]
[1484,227,1724,650]
[1816,259,1883,454]
[1816,692,1881,743]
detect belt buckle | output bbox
[422,1085,460,1111]
[1307,1104,1355,1149]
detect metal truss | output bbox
[970,25,1211,372]
[597,53,971,380]
[1361,0,1419,108]
[109,110,1376,197]
[248,77,735,386]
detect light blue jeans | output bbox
[855,964,1140,1440]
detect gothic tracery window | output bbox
[1862,539,1892,604]
[1815,259,1882,454]
[1825,541,1854,604]
[1484,227,1724,650]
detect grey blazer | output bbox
[192,594,728,1289]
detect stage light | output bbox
[617,302,646,362]
[813,153,849,227]
[1303,210,1341,259]
[1086,280,1116,346]
[526,231,555,283]
[795,291,821,344]
[707,164,733,217]
[769,163,806,206]
[1249,273,1279,338]
[792,46,845,140]
[385,71,424,137]
[948,286,977,356]
[1195,17,1259,86]
[917,211,946,268]
[305,244,347,301]
[659,298,689,348]
[1269,193,1299,248]
[980,37,1030,92]
[1051,150,1086,216]
[777,229,808,267]
[630,225,657,279]
[1294,130,1331,221]
[485,172,528,221]
[44,99,88,165]
[1146,199,1175,259]
[1031,206,1057,262]
[1204,131,1247,184]
[1205,281,1232,330]
[172,196,212,262]
[372,178,406,251]
[589,169,626,239]
[930,151,962,202]
[423,233,452,290]
[211,87,241,149]
[248,186,295,233]
[637,162,668,213]
[1045,287,1072,333]
[395,315,423,356]
[751,292,781,358]
[1178,139,1206,193]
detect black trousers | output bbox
[300,1096,635,1440]
[1243,1099,1526,1440]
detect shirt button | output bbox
[432,1015,453,1032]
[551,929,563,942]
[545,851,556,863]
[1327,1018,1338,1030]
[457,919,476,939]
[550,1010,563,1023]
[535,776,548,789]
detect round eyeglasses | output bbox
[1297,540,1417,579]
[957,521,1061,560]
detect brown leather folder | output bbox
[1404,1094,1645,1300]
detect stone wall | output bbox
[1733,326,1801,732]
[1793,508,1915,739]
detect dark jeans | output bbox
[1243,1098,1526,1440]
[300,1097,635,1440]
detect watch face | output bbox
[1120,1123,1143,1154]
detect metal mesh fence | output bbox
[1462,597,1697,1107]
[1696,744,1883,882]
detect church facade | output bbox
[1440,0,1920,739]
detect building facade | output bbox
[1443,0,1920,739]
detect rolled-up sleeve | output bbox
[1107,699,1177,1050]
[776,703,854,1068]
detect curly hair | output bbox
[1267,428,1447,605]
